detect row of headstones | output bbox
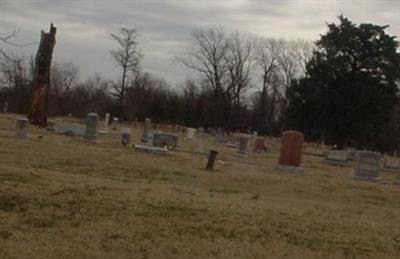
[19,114,396,184]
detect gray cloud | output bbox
[1,0,399,86]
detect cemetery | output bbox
[1,113,400,258]
[1,5,400,258]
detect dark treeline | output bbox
[1,16,400,152]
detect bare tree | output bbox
[178,27,257,127]
[225,31,254,107]
[28,23,57,127]
[253,37,282,133]
[293,39,315,74]
[110,28,142,119]
[50,62,79,115]
[177,26,230,126]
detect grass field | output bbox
[1,114,400,259]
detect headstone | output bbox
[383,157,400,173]
[250,131,258,149]
[207,127,217,136]
[83,113,98,142]
[104,113,110,127]
[395,170,400,185]
[121,127,131,146]
[237,134,250,155]
[197,127,205,135]
[3,101,8,113]
[186,128,196,140]
[277,130,304,172]
[347,148,358,161]
[15,118,28,139]
[324,150,349,166]
[153,133,178,150]
[194,141,205,154]
[215,132,229,144]
[141,118,151,143]
[354,152,381,182]
[112,117,119,130]
[134,144,168,155]
[46,120,56,131]
[54,123,85,136]
[205,150,218,171]
[253,137,267,153]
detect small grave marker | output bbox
[237,134,250,155]
[186,128,196,140]
[153,133,178,150]
[104,113,110,127]
[354,152,382,182]
[3,101,8,113]
[15,118,28,139]
[253,137,267,153]
[83,113,98,142]
[121,127,131,146]
[324,150,349,166]
[383,157,400,173]
[141,118,151,143]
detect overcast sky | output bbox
[1,0,399,87]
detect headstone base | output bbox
[83,134,97,143]
[275,165,303,174]
[134,144,168,155]
[352,172,386,184]
[323,159,349,167]
[235,152,248,157]
[382,166,399,174]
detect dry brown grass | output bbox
[1,114,400,258]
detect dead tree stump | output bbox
[28,23,57,127]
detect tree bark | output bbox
[28,23,57,127]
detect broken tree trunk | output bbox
[28,23,57,127]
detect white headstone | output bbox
[141,118,151,143]
[186,128,196,140]
[104,113,110,127]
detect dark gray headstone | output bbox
[83,113,98,142]
[3,101,8,113]
[354,152,380,180]
[153,133,178,150]
[215,132,228,144]
[15,118,28,139]
[121,127,131,146]
[46,120,56,131]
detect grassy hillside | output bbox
[0,114,399,259]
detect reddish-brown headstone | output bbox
[278,130,304,167]
[253,137,267,153]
